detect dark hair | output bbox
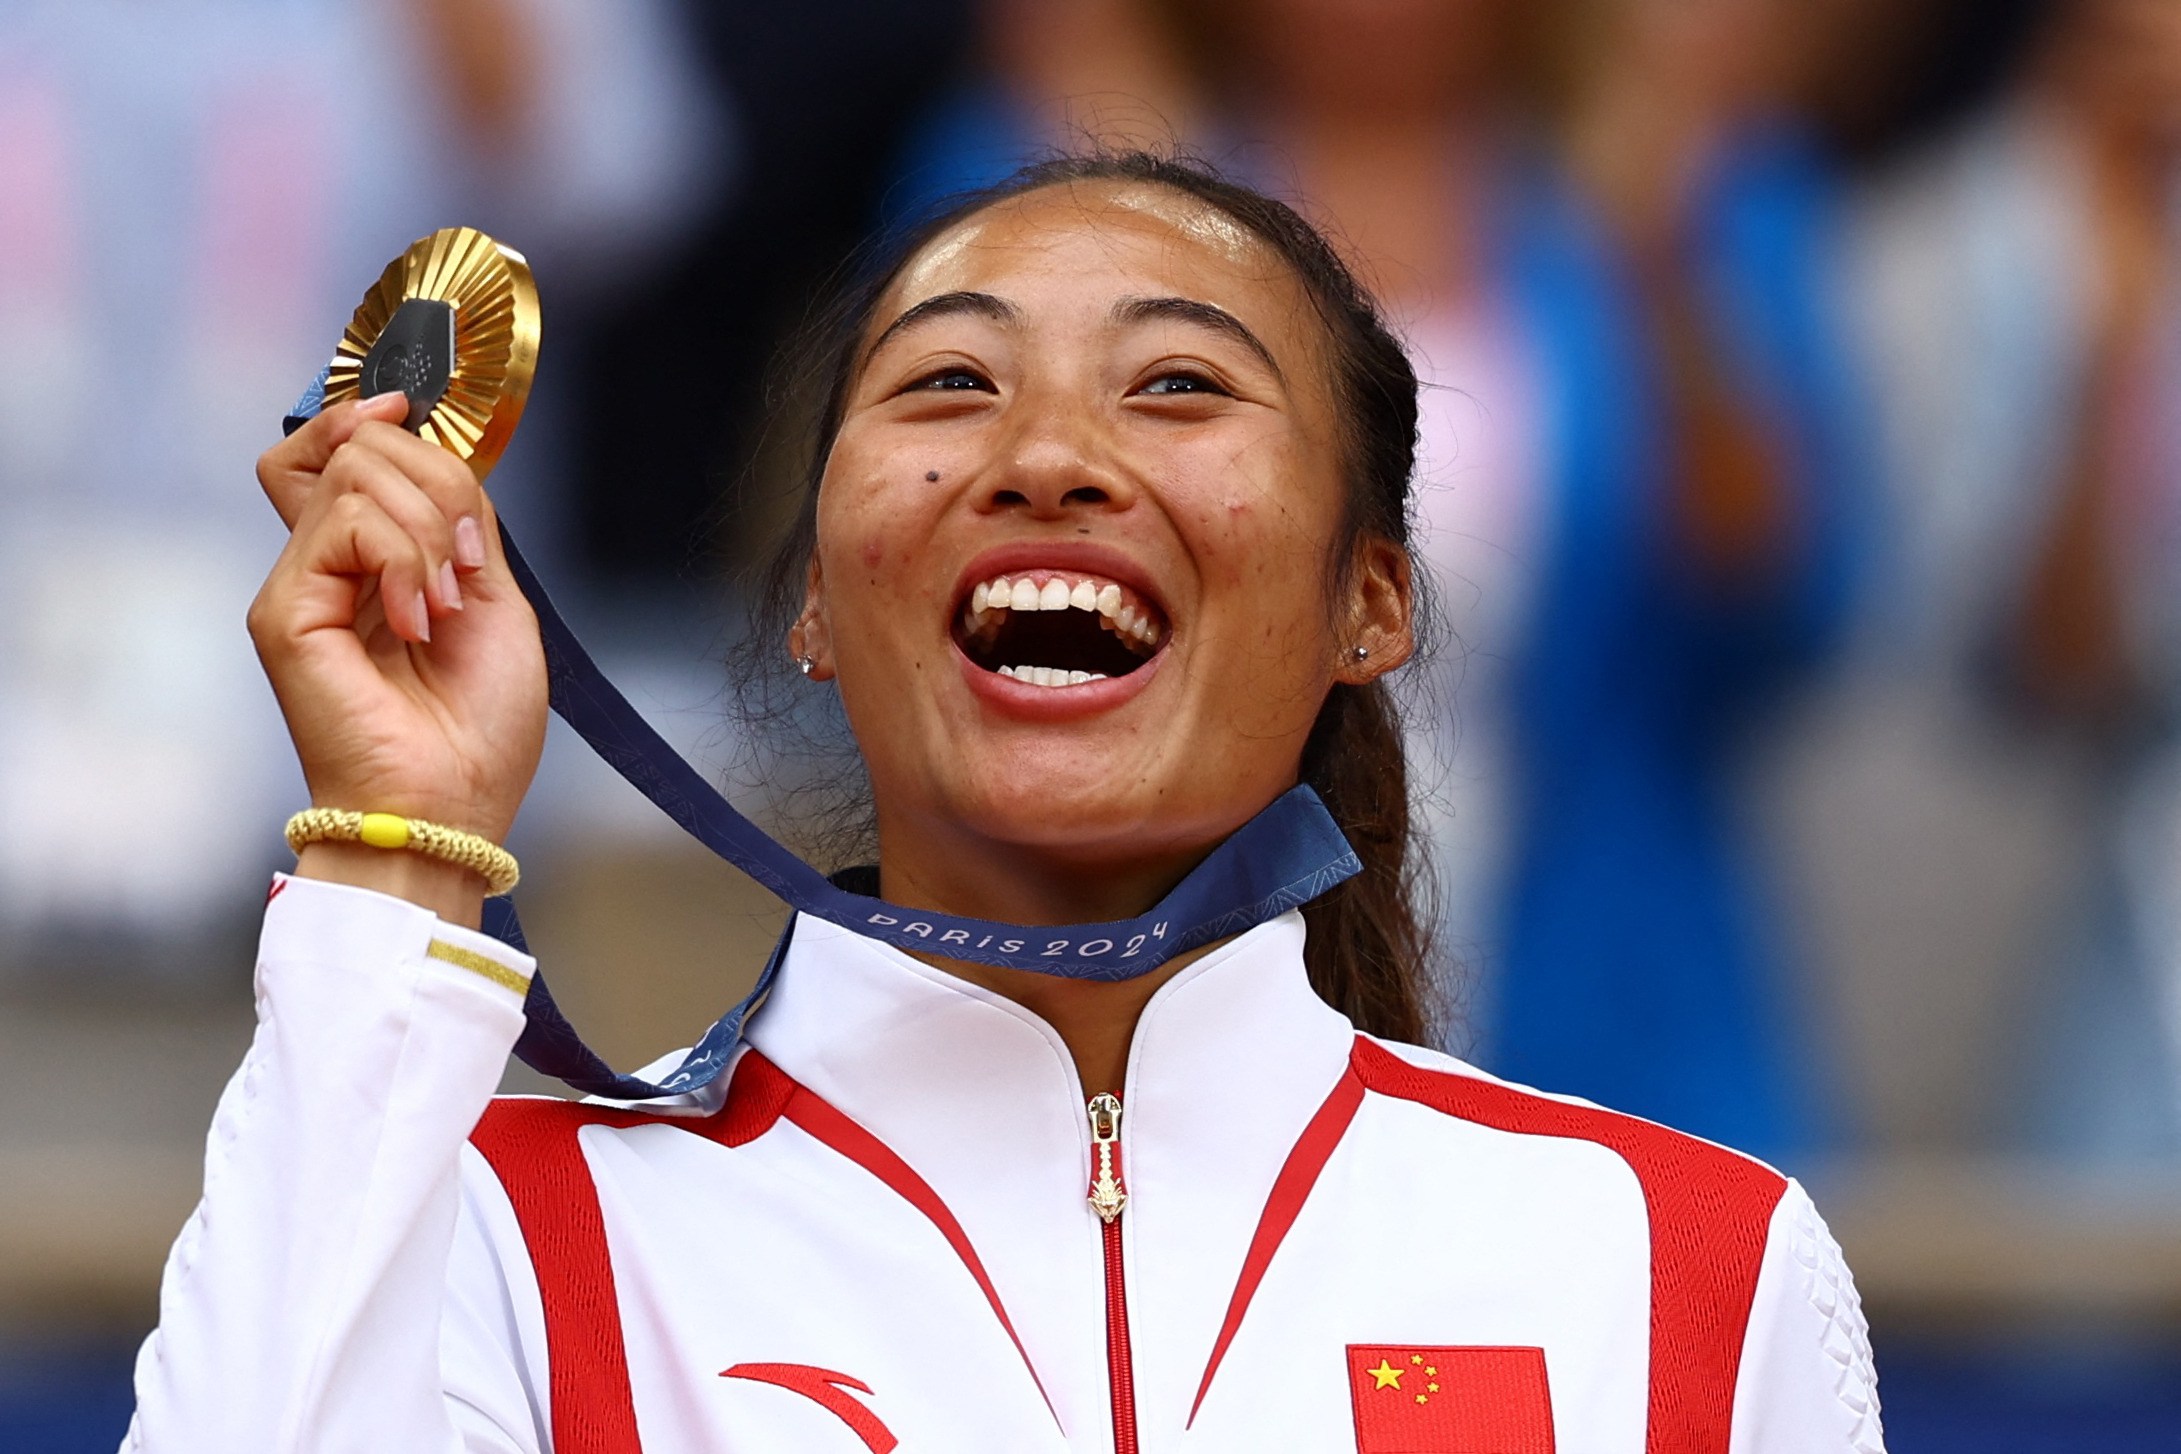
[746,150,1439,1044]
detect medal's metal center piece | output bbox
[320,226,540,481]
[359,299,458,429]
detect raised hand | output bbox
[249,391,548,925]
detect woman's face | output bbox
[797,181,1410,896]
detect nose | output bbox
[975,395,1137,521]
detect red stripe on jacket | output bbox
[469,1050,1046,1453]
[475,1037,1785,1454]
[1347,1037,1787,1454]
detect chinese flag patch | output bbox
[1346,1345,1554,1454]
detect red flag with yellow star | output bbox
[1345,1345,1554,1453]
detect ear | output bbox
[787,553,838,682]
[1332,535,1414,685]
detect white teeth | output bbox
[972,573,1143,616]
[1093,598,1161,651]
[966,570,1163,663]
[1101,603,1160,649]
[997,665,1107,686]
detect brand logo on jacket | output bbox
[1345,1345,1554,1453]
[721,1362,897,1452]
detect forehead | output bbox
[877,180,1315,339]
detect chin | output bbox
[950,762,1160,852]
[940,748,1262,872]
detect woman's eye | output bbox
[1138,371,1228,397]
[907,368,993,393]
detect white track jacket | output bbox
[125,875,1883,1453]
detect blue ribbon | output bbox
[285,375,1361,1098]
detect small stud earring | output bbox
[1352,645,1370,661]
[797,654,816,676]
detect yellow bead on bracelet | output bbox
[285,807,521,896]
[358,812,412,850]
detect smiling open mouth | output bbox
[955,570,1167,687]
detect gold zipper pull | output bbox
[1087,1092,1128,1224]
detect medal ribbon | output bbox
[286,380,1361,1099]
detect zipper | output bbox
[1087,1092,1139,1454]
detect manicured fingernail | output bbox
[439,560,463,610]
[412,590,431,642]
[454,515,486,568]
[364,390,406,410]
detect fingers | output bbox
[318,417,496,615]
[255,487,441,649]
[258,391,412,527]
[342,421,496,571]
[321,442,467,615]
[277,432,495,644]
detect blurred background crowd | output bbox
[6,0,2181,1447]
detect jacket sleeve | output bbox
[123,875,544,1454]
[1728,1177,1885,1453]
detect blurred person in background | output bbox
[885,0,1201,225]
[1824,0,2181,1159]
[0,0,721,960]
[1485,0,1866,1158]
[1197,0,1866,1158]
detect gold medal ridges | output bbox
[321,227,540,481]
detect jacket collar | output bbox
[741,908,1356,1193]
[739,909,1359,1432]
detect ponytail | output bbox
[1300,680,1437,1043]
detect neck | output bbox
[869,811,1228,1097]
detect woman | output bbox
[127,155,1879,1452]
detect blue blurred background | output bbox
[5,0,2181,1447]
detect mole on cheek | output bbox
[925,470,940,482]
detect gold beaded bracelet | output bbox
[284,808,521,896]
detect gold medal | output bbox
[319,227,540,482]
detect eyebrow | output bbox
[1113,295,1284,381]
[864,290,1019,362]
